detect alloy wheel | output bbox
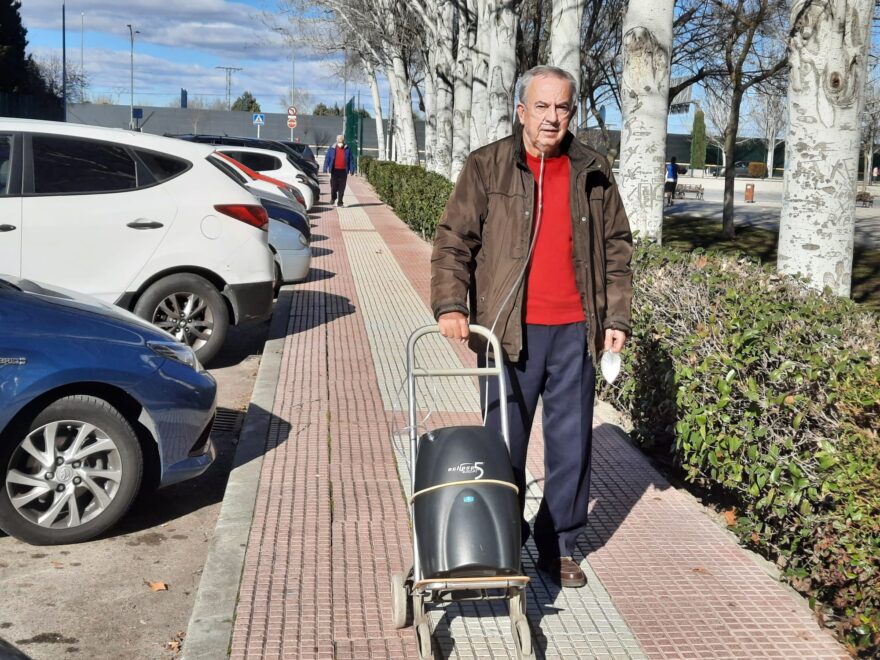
[150,291,214,351]
[5,420,123,529]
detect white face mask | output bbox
[336,142,343,147]
[600,350,621,384]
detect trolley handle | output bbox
[405,324,509,453]
[405,324,503,378]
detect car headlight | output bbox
[148,341,202,371]
[298,232,309,247]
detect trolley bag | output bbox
[413,425,520,579]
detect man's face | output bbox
[336,135,344,145]
[516,75,575,157]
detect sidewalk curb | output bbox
[181,289,292,660]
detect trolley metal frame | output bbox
[390,325,533,659]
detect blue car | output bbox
[0,276,217,545]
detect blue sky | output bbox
[19,0,698,134]
[19,0,366,113]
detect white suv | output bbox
[0,119,274,364]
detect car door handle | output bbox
[0,224,16,232]
[126,220,164,230]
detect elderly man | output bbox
[323,134,354,206]
[430,65,633,588]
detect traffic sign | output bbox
[252,113,265,126]
[287,117,297,128]
[287,106,297,116]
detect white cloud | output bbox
[20,0,390,112]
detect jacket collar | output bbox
[512,118,599,175]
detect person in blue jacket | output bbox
[323,135,355,207]
[664,156,679,206]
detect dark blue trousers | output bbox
[480,323,595,560]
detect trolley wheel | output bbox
[415,621,433,659]
[412,592,427,626]
[508,588,527,619]
[512,615,534,660]
[390,572,408,629]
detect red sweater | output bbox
[524,152,585,325]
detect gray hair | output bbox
[516,65,578,107]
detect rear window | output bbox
[207,156,249,189]
[0,135,12,196]
[135,150,190,182]
[32,135,137,194]
[224,151,281,172]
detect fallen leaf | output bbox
[166,640,180,652]
[784,395,795,406]
[695,255,709,269]
[51,561,64,569]
[750,532,760,543]
[144,579,169,591]
[723,508,737,526]
[692,567,712,575]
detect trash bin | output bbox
[745,184,755,203]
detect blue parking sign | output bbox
[252,113,265,126]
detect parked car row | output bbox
[0,119,320,544]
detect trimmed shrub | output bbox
[598,245,879,655]
[360,157,452,239]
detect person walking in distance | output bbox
[323,134,354,207]
[431,65,633,588]
[664,156,679,206]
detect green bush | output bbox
[360,158,452,239]
[363,160,880,654]
[598,244,879,655]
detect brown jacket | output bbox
[430,123,633,362]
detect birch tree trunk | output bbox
[423,55,437,172]
[485,0,518,143]
[386,52,419,165]
[618,0,674,244]
[430,0,456,178]
[550,0,584,91]
[470,0,491,149]
[451,0,476,180]
[363,59,386,161]
[778,0,873,297]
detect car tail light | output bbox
[287,186,306,206]
[214,204,268,231]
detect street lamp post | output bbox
[62,2,66,121]
[274,28,295,140]
[80,12,84,102]
[126,24,139,130]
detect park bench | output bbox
[856,191,874,207]
[676,184,705,199]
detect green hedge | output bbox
[598,246,879,655]
[363,159,880,654]
[360,156,453,239]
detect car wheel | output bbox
[0,396,143,545]
[134,273,229,365]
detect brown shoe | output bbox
[536,555,587,588]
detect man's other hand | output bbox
[438,312,469,343]
[604,328,627,353]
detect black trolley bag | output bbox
[390,325,534,660]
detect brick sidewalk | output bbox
[213,174,846,659]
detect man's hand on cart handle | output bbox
[438,312,469,343]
